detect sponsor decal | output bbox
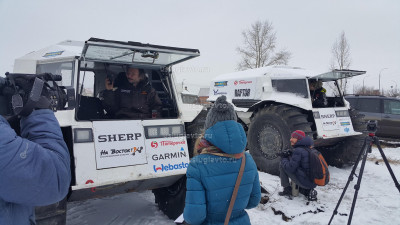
[99,146,143,157]
[160,140,186,146]
[151,141,158,148]
[214,81,228,87]
[234,89,251,97]
[151,151,187,161]
[43,51,64,58]
[153,162,189,172]
[321,114,336,119]
[340,122,351,126]
[213,89,228,95]
[98,133,142,142]
[344,127,350,133]
[234,80,253,86]
[323,121,337,126]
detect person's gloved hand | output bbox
[278,149,292,158]
[13,77,51,116]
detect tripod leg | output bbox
[374,137,400,193]
[347,138,372,225]
[328,137,369,225]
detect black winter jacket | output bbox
[102,80,162,119]
[281,136,317,189]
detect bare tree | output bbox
[354,84,381,96]
[236,20,291,70]
[330,31,352,94]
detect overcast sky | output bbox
[0,0,399,94]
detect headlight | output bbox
[145,125,184,139]
[335,110,350,117]
[147,127,159,138]
[74,128,93,143]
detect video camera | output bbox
[366,120,378,133]
[277,149,293,158]
[0,72,75,117]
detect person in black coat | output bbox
[278,130,317,199]
[102,67,162,119]
[309,80,328,108]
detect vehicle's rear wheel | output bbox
[248,105,312,175]
[152,176,186,220]
[319,109,366,167]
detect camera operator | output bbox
[278,130,317,199]
[0,77,71,224]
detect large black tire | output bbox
[248,105,312,175]
[319,109,366,167]
[152,176,187,220]
[35,197,67,225]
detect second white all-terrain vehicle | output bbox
[208,66,366,175]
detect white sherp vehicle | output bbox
[13,38,205,224]
[208,66,366,175]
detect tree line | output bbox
[236,20,398,97]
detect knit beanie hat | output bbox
[204,95,237,130]
[291,130,305,140]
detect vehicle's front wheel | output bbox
[152,176,186,220]
[248,105,312,175]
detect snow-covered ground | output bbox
[67,147,400,225]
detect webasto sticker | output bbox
[153,162,189,172]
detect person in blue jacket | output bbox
[0,109,71,225]
[279,130,317,200]
[183,95,261,225]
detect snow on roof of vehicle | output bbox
[16,40,84,61]
[212,65,318,81]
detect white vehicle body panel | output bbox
[71,119,190,190]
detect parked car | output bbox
[345,95,400,139]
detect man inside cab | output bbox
[309,80,328,108]
[102,66,162,119]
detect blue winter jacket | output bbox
[184,120,261,225]
[0,110,71,225]
[281,136,316,189]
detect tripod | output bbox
[328,133,400,225]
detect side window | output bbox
[79,71,95,97]
[271,79,308,98]
[357,98,381,113]
[37,61,74,87]
[384,100,400,115]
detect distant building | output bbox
[198,88,210,106]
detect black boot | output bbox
[299,188,318,201]
[299,187,310,196]
[278,186,292,196]
[307,189,317,201]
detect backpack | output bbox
[304,147,330,186]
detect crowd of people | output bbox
[0,68,321,224]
